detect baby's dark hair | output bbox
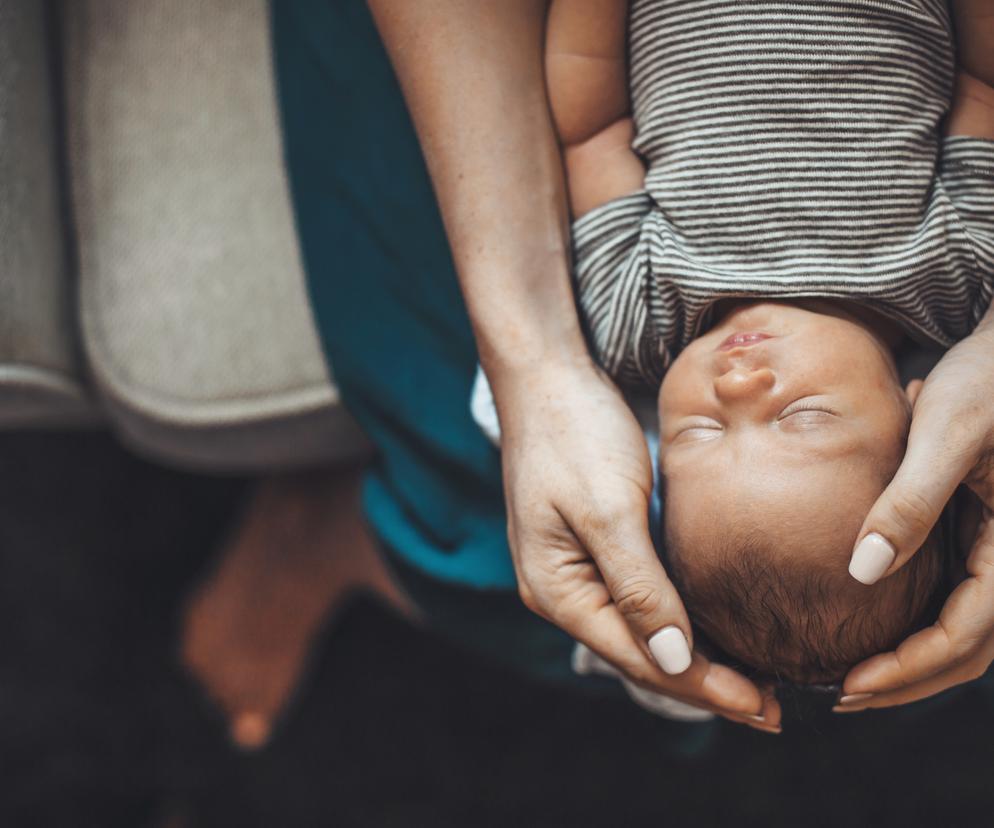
[664,524,945,686]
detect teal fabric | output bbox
[272,0,628,701]
[272,0,514,589]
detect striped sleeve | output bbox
[571,191,671,388]
[940,137,994,327]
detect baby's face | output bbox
[659,300,913,567]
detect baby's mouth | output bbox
[716,332,775,351]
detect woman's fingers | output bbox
[841,617,959,696]
[689,657,768,717]
[835,660,983,713]
[704,684,781,734]
[843,519,994,696]
[515,529,773,726]
[557,584,766,717]
[731,686,782,733]
[849,413,973,584]
[572,496,696,675]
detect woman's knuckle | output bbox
[950,638,978,666]
[942,407,985,455]
[888,489,937,536]
[614,577,662,621]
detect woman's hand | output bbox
[367,0,778,728]
[839,511,994,712]
[495,357,780,731]
[838,307,994,711]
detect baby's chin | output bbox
[704,298,903,346]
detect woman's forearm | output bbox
[366,1,590,391]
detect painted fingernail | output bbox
[746,713,767,722]
[648,626,692,675]
[752,723,782,735]
[849,533,895,585]
[837,693,874,706]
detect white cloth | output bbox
[572,643,714,722]
[469,367,502,447]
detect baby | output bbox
[655,298,945,683]
[533,0,994,685]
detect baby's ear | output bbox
[904,378,924,408]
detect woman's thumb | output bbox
[849,439,965,584]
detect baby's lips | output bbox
[849,533,895,585]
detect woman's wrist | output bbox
[482,337,595,407]
[469,259,593,397]
[484,350,618,444]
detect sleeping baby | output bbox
[476,0,994,688]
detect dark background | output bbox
[2,432,991,828]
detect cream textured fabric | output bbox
[0,0,91,425]
[64,0,365,468]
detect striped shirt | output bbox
[575,0,994,388]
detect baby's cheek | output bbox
[656,350,704,420]
[661,481,715,561]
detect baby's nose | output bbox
[713,366,776,401]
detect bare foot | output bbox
[180,464,408,749]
